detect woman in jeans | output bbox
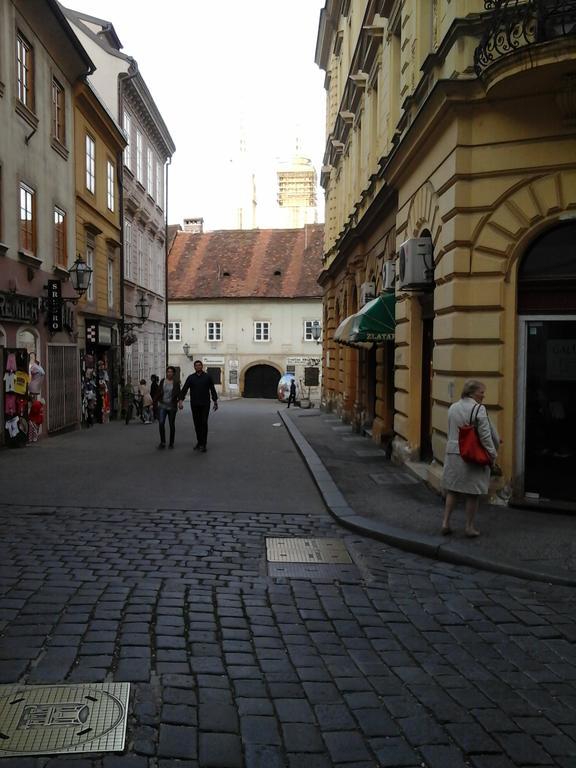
[154,366,181,449]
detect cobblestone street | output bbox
[0,402,575,767]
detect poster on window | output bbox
[547,339,576,381]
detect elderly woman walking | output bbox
[442,379,500,538]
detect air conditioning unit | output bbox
[359,281,375,306]
[397,238,434,291]
[382,260,396,292]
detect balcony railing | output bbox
[474,0,576,77]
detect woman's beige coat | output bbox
[443,396,500,495]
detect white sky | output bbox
[66,0,327,230]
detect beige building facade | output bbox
[316,0,576,509]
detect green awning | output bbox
[333,293,396,347]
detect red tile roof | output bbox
[168,225,324,300]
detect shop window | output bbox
[207,366,221,385]
[0,326,6,347]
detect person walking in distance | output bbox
[287,379,297,408]
[179,360,218,452]
[154,366,181,449]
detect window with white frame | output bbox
[137,229,144,285]
[254,321,270,342]
[86,238,94,301]
[136,130,143,183]
[124,219,132,279]
[168,321,181,341]
[304,320,319,341]
[107,257,114,308]
[123,111,132,169]
[156,160,163,207]
[206,321,222,342]
[106,160,115,211]
[148,238,153,289]
[146,148,154,196]
[85,134,95,193]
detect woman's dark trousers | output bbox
[158,407,176,446]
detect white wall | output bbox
[168,298,322,398]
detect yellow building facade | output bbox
[316,0,576,509]
[73,80,125,420]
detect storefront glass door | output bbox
[523,319,576,503]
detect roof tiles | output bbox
[168,225,324,300]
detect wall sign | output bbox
[47,280,62,333]
[0,292,39,324]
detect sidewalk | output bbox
[281,408,576,587]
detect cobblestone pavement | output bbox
[1,500,575,768]
[0,402,575,767]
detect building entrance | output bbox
[522,319,576,504]
[516,222,576,507]
[243,364,281,399]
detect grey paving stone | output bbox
[199,702,239,732]
[324,731,372,763]
[275,698,316,723]
[314,703,356,730]
[241,715,282,745]
[355,708,399,737]
[495,732,555,764]
[420,744,470,768]
[244,745,286,768]
[199,733,243,768]
[370,736,420,767]
[161,703,197,726]
[281,723,324,752]
[157,724,198,760]
[115,659,150,682]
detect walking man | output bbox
[179,360,218,452]
[287,379,297,408]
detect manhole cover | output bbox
[0,683,130,757]
[269,563,360,580]
[266,538,352,564]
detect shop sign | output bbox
[99,325,112,345]
[0,291,39,325]
[304,366,320,386]
[204,356,225,364]
[547,339,576,381]
[287,356,321,366]
[47,280,62,333]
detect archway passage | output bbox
[243,364,281,399]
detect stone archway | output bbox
[242,362,282,399]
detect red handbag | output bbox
[458,403,492,465]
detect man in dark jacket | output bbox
[179,360,218,452]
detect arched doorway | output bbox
[243,364,281,398]
[517,222,576,505]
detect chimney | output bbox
[183,217,204,234]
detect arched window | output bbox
[16,327,38,357]
[518,222,576,313]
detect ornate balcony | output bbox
[474,0,576,78]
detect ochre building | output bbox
[316,0,576,509]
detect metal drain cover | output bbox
[0,683,130,757]
[266,538,352,564]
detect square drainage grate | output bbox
[266,538,352,564]
[0,683,130,757]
